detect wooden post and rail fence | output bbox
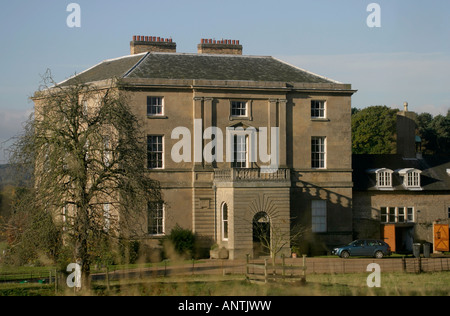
[246,254,307,284]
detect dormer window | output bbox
[377,169,393,189]
[398,168,422,190]
[367,168,393,190]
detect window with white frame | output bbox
[148,202,164,236]
[376,169,393,188]
[311,137,326,169]
[147,97,164,116]
[103,203,111,232]
[232,134,248,168]
[311,100,326,118]
[222,203,229,241]
[407,171,420,187]
[311,200,327,233]
[398,168,421,189]
[82,100,88,117]
[147,135,164,169]
[380,206,414,223]
[230,101,247,117]
[407,207,414,222]
[62,205,69,231]
[103,135,112,167]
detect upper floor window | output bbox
[147,97,164,116]
[375,169,393,189]
[311,137,326,169]
[147,135,164,169]
[311,100,326,118]
[407,172,420,187]
[398,168,422,189]
[231,101,247,117]
[232,135,248,168]
[103,135,112,167]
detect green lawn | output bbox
[1,262,449,296]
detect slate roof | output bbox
[60,52,340,86]
[60,53,146,86]
[353,154,450,191]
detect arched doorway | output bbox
[253,212,270,258]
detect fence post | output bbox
[246,254,249,276]
[105,266,110,291]
[302,255,307,283]
[264,259,268,284]
[54,269,58,295]
[281,254,286,280]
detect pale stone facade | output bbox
[353,107,450,254]
[54,36,357,259]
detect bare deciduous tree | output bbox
[252,211,309,266]
[8,71,161,285]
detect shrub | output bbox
[162,225,197,259]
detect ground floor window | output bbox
[381,206,414,223]
[311,200,327,232]
[222,203,229,241]
[148,202,164,236]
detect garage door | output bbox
[434,224,449,252]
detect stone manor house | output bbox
[44,36,449,259]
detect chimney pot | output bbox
[197,38,243,55]
[404,102,408,112]
[131,35,177,54]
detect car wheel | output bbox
[340,251,350,259]
[375,251,384,259]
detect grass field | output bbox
[0,271,449,296]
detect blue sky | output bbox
[0,0,449,162]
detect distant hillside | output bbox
[0,164,31,188]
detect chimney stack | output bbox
[396,101,418,158]
[197,38,243,55]
[130,35,176,54]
